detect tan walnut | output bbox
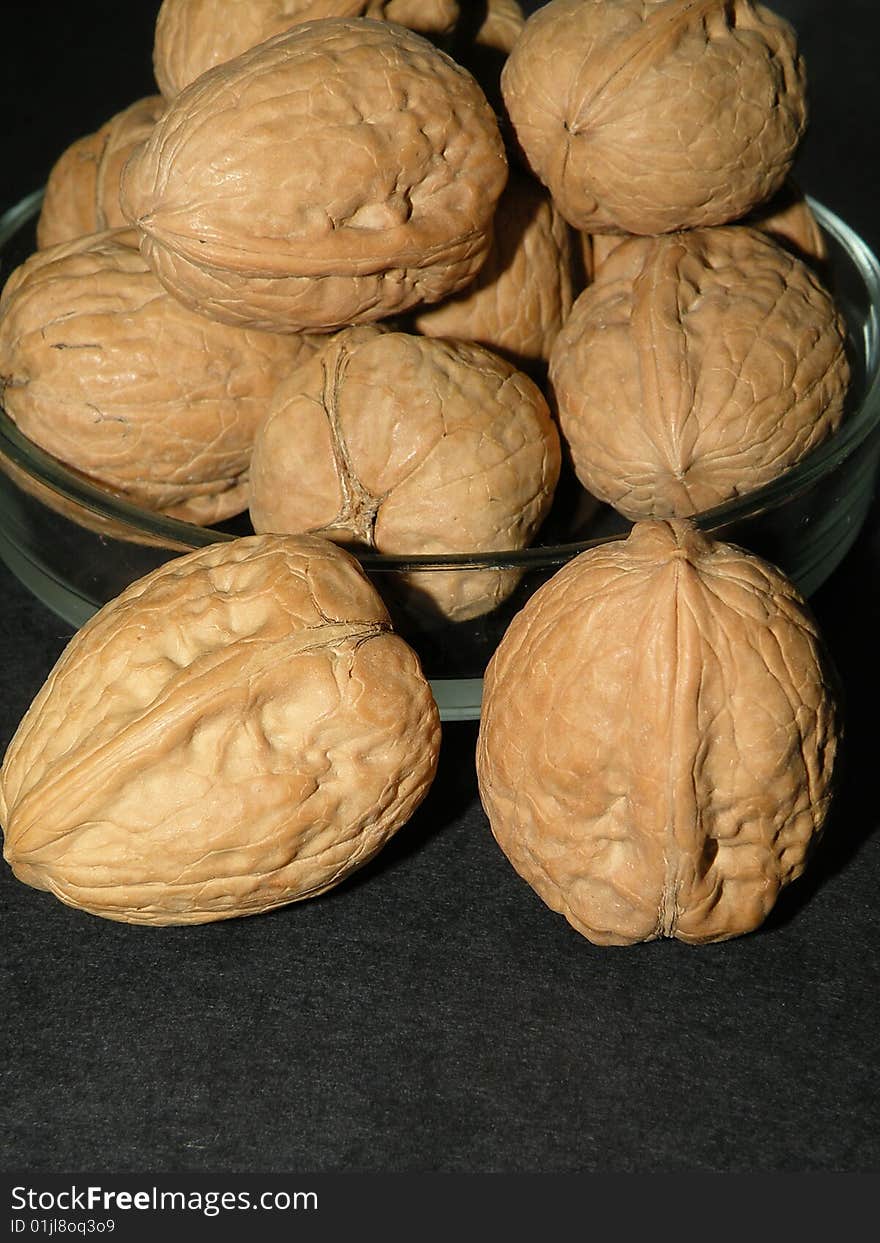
[37,97,166,250]
[452,0,525,115]
[746,180,828,268]
[153,0,462,98]
[0,230,323,524]
[589,180,828,275]
[0,535,441,926]
[549,227,850,520]
[477,519,841,946]
[501,0,807,234]
[462,0,524,57]
[249,326,561,621]
[412,170,578,372]
[122,19,508,334]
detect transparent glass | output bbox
[1,190,879,719]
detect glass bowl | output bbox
[1,190,879,720]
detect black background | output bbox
[1,1,879,1176]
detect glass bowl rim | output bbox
[1,189,879,574]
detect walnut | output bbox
[37,97,165,250]
[452,0,525,114]
[549,227,850,520]
[589,180,828,275]
[501,0,807,234]
[153,0,461,98]
[477,519,841,945]
[248,326,561,620]
[412,170,577,372]
[0,230,323,524]
[122,19,508,333]
[0,535,440,925]
[745,180,828,268]
[469,0,524,55]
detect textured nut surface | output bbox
[249,326,561,619]
[477,519,840,946]
[0,231,321,524]
[550,227,850,520]
[153,0,461,97]
[37,96,165,250]
[501,0,807,234]
[0,535,440,925]
[124,19,508,333]
[590,180,827,275]
[412,170,577,371]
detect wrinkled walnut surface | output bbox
[123,19,508,333]
[412,170,577,371]
[477,519,841,946]
[501,0,807,234]
[0,230,321,523]
[0,535,440,925]
[37,96,166,250]
[153,0,461,98]
[590,180,828,274]
[550,227,850,520]
[249,325,561,619]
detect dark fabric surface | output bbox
[1,1,879,1175]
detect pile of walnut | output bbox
[0,1,847,939]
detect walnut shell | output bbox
[123,19,508,334]
[412,171,577,371]
[37,96,166,250]
[0,231,322,524]
[249,326,561,620]
[470,0,524,55]
[746,180,828,268]
[154,0,461,97]
[453,0,525,114]
[477,519,841,946]
[501,0,807,234]
[0,434,195,552]
[590,181,828,275]
[549,227,851,520]
[0,535,440,925]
